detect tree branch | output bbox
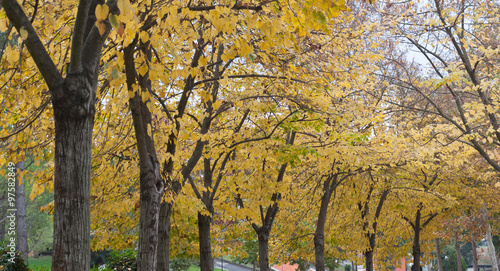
[69,0,92,72]
[194,74,306,86]
[2,0,63,90]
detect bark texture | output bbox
[411,207,422,271]
[455,237,462,271]
[52,73,95,270]
[256,226,271,271]
[435,238,443,271]
[124,40,164,271]
[15,161,29,264]
[157,202,172,271]
[199,212,214,271]
[471,235,478,271]
[314,175,337,271]
[2,0,111,270]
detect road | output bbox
[214,258,254,271]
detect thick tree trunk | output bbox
[198,212,214,271]
[51,117,92,269]
[257,231,270,271]
[471,235,478,271]
[455,236,462,271]
[2,1,111,270]
[157,202,172,271]
[486,224,500,271]
[52,74,95,271]
[15,161,28,264]
[435,238,443,271]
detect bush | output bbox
[344,264,351,271]
[91,250,111,268]
[106,249,137,271]
[170,258,194,271]
[0,241,30,271]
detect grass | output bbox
[28,256,51,271]
[27,257,224,271]
[188,267,223,271]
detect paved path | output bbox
[214,258,254,271]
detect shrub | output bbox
[106,249,137,271]
[344,264,351,271]
[91,250,111,268]
[0,241,30,271]
[170,258,194,271]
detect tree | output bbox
[373,0,500,174]
[2,0,117,269]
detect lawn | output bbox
[188,266,223,271]
[28,256,51,271]
[27,258,223,271]
[27,257,223,271]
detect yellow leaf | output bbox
[95,21,106,36]
[138,64,148,76]
[199,56,207,67]
[117,0,135,22]
[0,17,9,32]
[141,91,150,103]
[60,25,71,37]
[20,26,28,40]
[140,31,149,43]
[95,4,109,22]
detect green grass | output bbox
[187,267,223,271]
[28,256,51,271]
[27,257,223,271]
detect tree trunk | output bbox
[471,235,478,271]
[411,209,421,271]
[251,134,293,271]
[124,39,164,271]
[365,247,374,271]
[257,230,270,271]
[52,74,95,270]
[435,238,443,271]
[198,212,214,271]
[314,180,332,271]
[365,189,389,271]
[486,224,500,271]
[2,0,112,269]
[15,161,28,264]
[157,202,172,271]
[455,236,462,271]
